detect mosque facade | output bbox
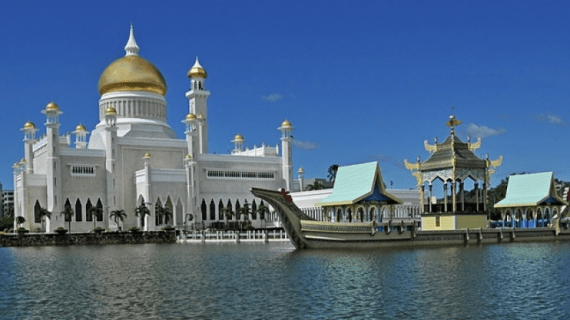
[12,26,294,233]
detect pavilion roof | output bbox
[494,172,567,208]
[315,162,401,207]
[421,134,486,171]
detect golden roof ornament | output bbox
[280,119,293,128]
[143,152,151,159]
[233,134,244,142]
[185,113,197,121]
[187,57,207,79]
[23,121,36,130]
[98,25,167,96]
[75,124,86,132]
[46,101,59,111]
[105,106,117,115]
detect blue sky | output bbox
[1,1,569,190]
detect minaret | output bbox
[278,119,294,191]
[74,124,88,149]
[182,112,197,158]
[42,102,63,231]
[232,134,245,153]
[186,57,210,154]
[104,107,118,229]
[298,167,305,192]
[21,121,38,173]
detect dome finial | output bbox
[125,23,140,56]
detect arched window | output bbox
[34,200,41,223]
[86,199,93,221]
[201,200,207,220]
[155,198,163,225]
[210,200,216,220]
[96,199,103,221]
[64,199,72,222]
[235,200,241,220]
[226,200,233,220]
[218,200,224,220]
[75,199,82,222]
[251,200,257,220]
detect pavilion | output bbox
[494,172,567,228]
[314,162,401,223]
[404,115,503,230]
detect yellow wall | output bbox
[456,215,486,229]
[421,215,455,230]
[422,215,486,230]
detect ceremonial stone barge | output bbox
[251,187,570,249]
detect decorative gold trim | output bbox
[424,140,437,153]
[468,137,482,151]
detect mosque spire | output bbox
[124,23,140,56]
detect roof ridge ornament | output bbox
[125,23,140,56]
[446,114,462,136]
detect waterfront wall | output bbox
[0,231,176,247]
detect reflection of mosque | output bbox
[12,26,294,233]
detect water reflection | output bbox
[1,242,570,319]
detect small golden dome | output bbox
[46,102,59,111]
[23,121,36,130]
[233,134,244,142]
[185,113,197,120]
[20,158,26,163]
[187,57,207,79]
[105,106,117,115]
[280,119,292,128]
[13,162,19,169]
[143,152,151,159]
[98,55,167,96]
[75,124,86,132]
[197,114,205,120]
[185,154,192,159]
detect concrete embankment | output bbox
[0,231,176,247]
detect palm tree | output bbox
[156,205,173,226]
[110,209,127,231]
[61,205,74,233]
[16,216,26,228]
[221,207,234,230]
[135,203,151,230]
[327,164,339,183]
[39,207,51,232]
[256,204,270,228]
[88,206,103,230]
[307,180,324,190]
[237,204,251,231]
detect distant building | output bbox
[2,189,14,218]
[11,26,295,233]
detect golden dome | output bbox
[185,113,197,121]
[75,124,86,132]
[197,114,205,120]
[105,106,117,115]
[185,154,192,159]
[23,121,36,130]
[46,102,59,111]
[187,57,207,79]
[233,134,244,142]
[143,152,151,159]
[98,55,167,96]
[280,119,292,128]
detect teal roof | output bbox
[315,162,401,207]
[495,172,567,208]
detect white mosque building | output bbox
[12,26,294,233]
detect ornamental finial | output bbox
[125,23,140,56]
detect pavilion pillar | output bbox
[420,185,425,214]
[483,183,487,211]
[459,182,465,212]
[475,183,479,212]
[452,181,457,213]
[443,183,448,213]
[428,184,433,213]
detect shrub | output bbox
[92,227,105,233]
[17,227,28,233]
[162,225,175,231]
[128,226,140,232]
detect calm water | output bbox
[1,241,570,319]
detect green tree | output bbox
[156,205,173,226]
[237,203,251,230]
[88,205,103,230]
[255,204,270,220]
[39,207,51,232]
[61,205,74,233]
[221,207,235,230]
[135,203,151,230]
[110,209,127,231]
[16,216,26,228]
[307,180,324,190]
[327,164,339,183]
